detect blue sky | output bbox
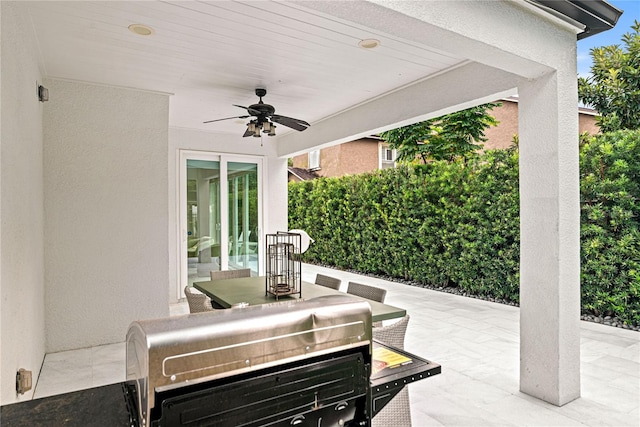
[576,0,639,77]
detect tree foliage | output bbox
[578,20,640,132]
[379,103,500,163]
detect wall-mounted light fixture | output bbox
[38,84,49,102]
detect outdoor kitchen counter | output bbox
[0,383,130,426]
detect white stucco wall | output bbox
[43,79,170,352]
[168,127,288,302]
[0,2,46,404]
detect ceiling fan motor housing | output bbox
[249,103,275,116]
[250,88,275,117]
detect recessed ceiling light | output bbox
[358,38,380,49]
[128,24,154,36]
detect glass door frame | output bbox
[178,150,263,298]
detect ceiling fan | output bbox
[203,88,310,138]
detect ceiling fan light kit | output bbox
[204,88,309,138]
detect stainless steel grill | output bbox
[125,295,373,426]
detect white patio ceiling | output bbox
[23,1,466,138]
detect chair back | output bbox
[210,268,252,281]
[346,281,387,303]
[184,286,214,313]
[372,315,410,350]
[372,314,412,427]
[315,273,341,290]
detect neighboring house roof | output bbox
[501,96,600,117]
[288,167,320,181]
[578,105,599,116]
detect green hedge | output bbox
[580,130,639,323]
[289,130,640,325]
[289,149,521,298]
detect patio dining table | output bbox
[194,276,406,323]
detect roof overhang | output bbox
[527,0,623,39]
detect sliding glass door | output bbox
[180,152,262,290]
[227,161,259,270]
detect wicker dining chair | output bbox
[314,273,342,290]
[372,314,410,350]
[210,268,252,281]
[372,315,411,427]
[346,281,387,303]
[184,286,215,313]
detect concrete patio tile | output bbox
[40,346,92,365]
[607,372,640,394]
[91,342,125,364]
[580,336,638,357]
[304,263,639,426]
[92,359,126,388]
[624,407,640,426]
[410,377,519,426]
[546,394,638,427]
[580,374,639,414]
[618,342,640,363]
[408,407,447,427]
[580,324,640,348]
[589,354,640,377]
[482,393,593,426]
[33,349,93,399]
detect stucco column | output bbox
[518,69,581,406]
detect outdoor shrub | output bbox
[445,150,520,299]
[580,130,639,324]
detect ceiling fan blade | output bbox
[270,115,310,132]
[203,115,249,124]
[242,127,254,138]
[233,104,262,117]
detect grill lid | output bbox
[126,294,372,425]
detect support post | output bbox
[518,70,581,405]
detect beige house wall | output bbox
[484,100,599,150]
[292,138,379,177]
[484,100,520,149]
[318,144,341,177]
[338,139,380,175]
[291,153,308,169]
[579,110,600,136]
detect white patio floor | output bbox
[34,263,639,426]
